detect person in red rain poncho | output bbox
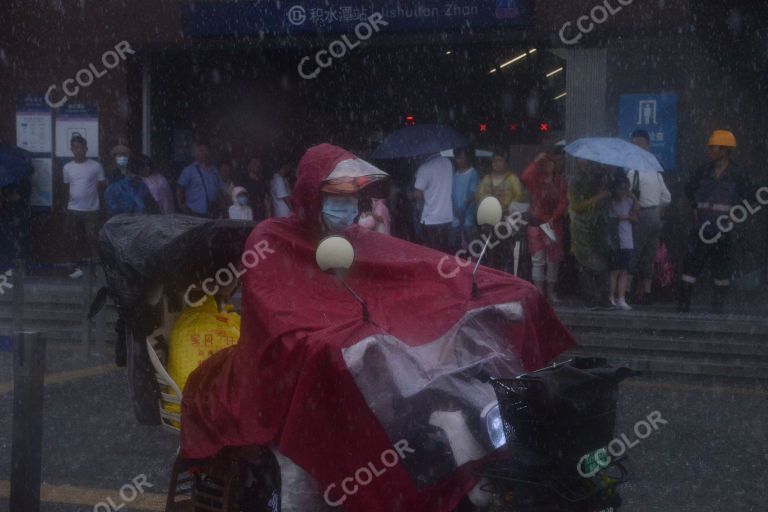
[181,143,576,512]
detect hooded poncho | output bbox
[181,143,575,512]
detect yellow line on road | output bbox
[0,480,166,510]
[0,364,119,397]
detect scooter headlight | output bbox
[482,401,507,449]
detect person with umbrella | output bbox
[373,124,470,254]
[564,137,666,309]
[414,152,454,253]
[678,130,753,314]
[626,130,671,305]
[567,159,612,309]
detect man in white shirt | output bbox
[627,129,672,304]
[62,134,105,279]
[414,153,454,253]
[271,164,293,218]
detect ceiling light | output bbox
[546,67,564,78]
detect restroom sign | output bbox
[619,93,678,172]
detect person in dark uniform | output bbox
[678,130,753,314]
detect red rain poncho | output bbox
[181,144,575,511]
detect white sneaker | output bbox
[69,268,84,279]
[609,297,617,307]
[617,298,632,311]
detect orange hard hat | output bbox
[708,130,737,148]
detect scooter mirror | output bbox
[477,196,503,227]
[316,236,355,273]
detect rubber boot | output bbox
[677,281,693,313]
[711,285,727,314]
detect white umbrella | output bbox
[564,137,664,173]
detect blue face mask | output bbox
[116,156,129,167]
[237,195,249,206]
[322,196,358,233]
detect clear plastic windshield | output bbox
[342,302,526,487]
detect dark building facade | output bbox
[1,0,766,273]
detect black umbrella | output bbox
[372,124,470,159]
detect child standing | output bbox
[357,195,391,235]
[609,175,638,310]
[228,186,253,221]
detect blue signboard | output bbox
[618,93,678,172]
[183,0,530,37]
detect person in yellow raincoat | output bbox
[475,150,524,210]
[475,149,525,272]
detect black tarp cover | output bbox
[99,214,255,317]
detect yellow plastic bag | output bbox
[165,297,240,422]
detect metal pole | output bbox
[12,259,24,334]
[10,331,46,512]
[81,260,92,358]
[94,266,105,348]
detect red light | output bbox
[509,123,519,133]
[479,124,488,133]
[405,115,416,126]
[539,122,550,132]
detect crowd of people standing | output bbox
[56,127,752,314]
[410,128,751,314]
[61,136,296,278]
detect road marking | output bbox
[0,480,166,510]
[0,364,119,397]
[625,379,768,397]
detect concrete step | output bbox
[571,330,768,358]
[0,309,115,323]
[9,328,119,344]
[556,307,768,336]
[561,347,768,381]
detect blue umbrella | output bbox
[372,124,470,159]
[0,145,33,187]
[564,137,664,173]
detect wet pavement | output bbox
[0,342,766,511]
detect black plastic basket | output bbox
[491,358,629,462]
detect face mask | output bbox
[322,196,358,233]
[116,156,129,167]
[237,195,249,206]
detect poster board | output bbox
[15,95,54,207]
[55,102,99,158]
